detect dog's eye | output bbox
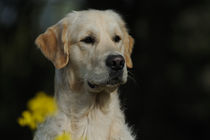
[113,35,121,43]
[81,36,95,44]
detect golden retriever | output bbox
[34,9,135,140]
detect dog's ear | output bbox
[124,33,134,68]
[35,20,69,69]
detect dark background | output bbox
[0,0,210,139]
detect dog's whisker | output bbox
[128,75,136,83]
[127,71,139,86]
[128,70,134,78]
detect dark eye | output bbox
[81,36,95,44]
[113,35,121,43]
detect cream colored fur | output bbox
[34,10,135,140]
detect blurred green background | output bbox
[0,0,210,139]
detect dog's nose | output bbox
[106,55,125,71]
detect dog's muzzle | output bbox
[106,54,125,71]
[106,54,125,84]
[87,54,125,89]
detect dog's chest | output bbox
[70,109,113,140]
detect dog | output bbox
[34,9,135,140]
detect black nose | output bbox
[106,55,125,71]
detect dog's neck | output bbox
[54,68,118,118]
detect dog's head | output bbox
[35,10,134,93]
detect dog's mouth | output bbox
[87,71,126,91]
[88,81,99,88]
[87,78,123,89]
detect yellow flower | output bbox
[55,132,72,140]
[54,132,87,140]
[18,91,57,130]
